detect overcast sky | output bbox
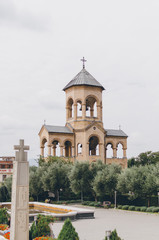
[0,0,159,165]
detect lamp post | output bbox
[114,191,117,208]
[106,230,111,240]
[158,192,159,206]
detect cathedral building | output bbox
[39,59,128,168]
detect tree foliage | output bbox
[58,218,79,240]
[0,208,9,224]
[117,165,158,206]
[42,161,71,201]
[69,162,93,201]
[128,151,159,167]
[93,164,121,197]
[105,229,121,240]
[29,215,54,240]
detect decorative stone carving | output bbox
[10,139,29,240]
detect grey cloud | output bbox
[0,0,49,31]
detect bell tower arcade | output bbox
[63,58,105,130]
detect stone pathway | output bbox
[53,207,159,240]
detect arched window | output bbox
[52,140,60,157]
[86,96,97,118]
[67,98,74,118]
[106,143,113,158]
[117,143,123,158]
[77,143,82,155]
[77,100,82,117]
[89,136,99,156]
[64,141,72,157]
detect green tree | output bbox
[69,161,93,201]
[0,208,9,224]
[42,161,71,201]
[58,218,79,240]
[3,176,12,200]
[105,229,121,240]
[117,165,158,206]
[29,215,54,240]
[29,167,45,201]
[128,151,159,167]
[93,164,121,198]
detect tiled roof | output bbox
[106,129,128,137]
[44,125,73,134]
[63,68,105,91]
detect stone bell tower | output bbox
[63,57,105,130]
[39,58,128,168]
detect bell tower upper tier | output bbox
[63,67,105,129]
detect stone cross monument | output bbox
[10,139,30,240]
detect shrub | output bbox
[146,207,154,212]
[29,197,34,201]
[117,205,122,209]
[135,207,141,211]
[0,208,9,224]
[128,206,135,211]
[0,224,8,231]
[29,215,55,240]
[152,207,159,213]
[58,218,79,240]
[88,202,95,206]
[105,229,121,240]
[122,205,129,210]
[33,237,54,240]
[140,207,147,212]
[110,204,115,208]
[94,202,101,207]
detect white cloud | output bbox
[0,0,159,164]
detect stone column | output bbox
[72,146,75,157]
[123,148,127,158]
[52,146,56,156]
[66,106,69,121]
[48,145,52,156]
[40,146,44,156]
[60,146,64,157]
[90,107,94,117]
[74,104,77,120]
[97,104,101,120]
[82,104,86,119]
[113,147,117,158]
[10,139,29,240]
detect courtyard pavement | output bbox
[53,206,159,240]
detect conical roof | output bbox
[63,68,105,91]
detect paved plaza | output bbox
[53,206,159,240]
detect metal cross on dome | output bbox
[81,57,87,69]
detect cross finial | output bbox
[14,139,29,161]
[44,119,46,125]
[119,125,121,130]
[80,57,87,69]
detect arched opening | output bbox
[77,100,82,117]
[67,98,74,118]
[89,136,99,156]
[52,140,60,157]
[64,141,72,157]
[106,143,113,158]
[117,143,123,158]
[77,143,82,155]
[86,96,97,118]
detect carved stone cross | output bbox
[14,139,29,161]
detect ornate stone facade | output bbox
[39,65,128,168]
